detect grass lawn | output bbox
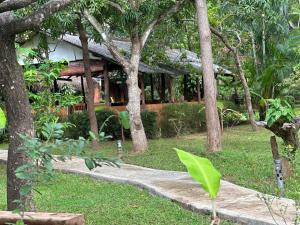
[88,125,300,200]
[1,125,299,200]
[0,164,238,225]
[0,143,7,150]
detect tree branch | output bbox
[210,26,235,52]
[140,0,185,48]
[0,0,37,13]
[106,0,125,13]
[83,8,129,70]
[5,0,74,35]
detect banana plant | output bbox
[0,107,6,130]
[175,148,221,224]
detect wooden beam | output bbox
[0,211,85,225]
[60,61,103,77]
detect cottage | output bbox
[20,34,232,113]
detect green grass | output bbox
[1,125,299,200]
[85,125,299,200]
[0,143,7,150]
[0,164,238,225]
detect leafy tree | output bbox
[0,0,75,210]
[83,0,186,153]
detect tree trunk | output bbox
[233,50,257,131]
[195,0,222,151]
[209,27,257,131]
[0,34,34,210]
[77,19,100,149]
[126,39,148,153]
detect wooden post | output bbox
[197,78,201,102]
[139,74,146,106]
[270,136,280,160]
[161,74,166,102]
[168,76,175,103]
[53,79,59,93]
[183,74,188,101]
[80,75,87,110]
[103,63,110,106]
[150,74,154,102]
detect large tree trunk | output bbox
[126,39,148,153]
[0,34,34,210]
[77,19,100,149]
[195,0,222,151]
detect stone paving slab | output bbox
[0,150,297,225]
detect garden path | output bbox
[0,150,297,225]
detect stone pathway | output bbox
[0,150,297,225]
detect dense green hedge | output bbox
[64,109,158,140]
[160,101,245,137]
[160,103,206,137]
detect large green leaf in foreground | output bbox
[0,108,6,129]
[175,148,221,199]
[119,111,130,129]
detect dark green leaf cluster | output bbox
[265,98,295,127]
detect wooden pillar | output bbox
[53,79,59,93]
[103,63,110,106]
[150,74,154,102]
[161,74,166,102]
[201,75,204,99]
[80,75,87,110]
[168,76,175,103]
[139,74,146,106]
[197,78,201,103]
[183,74,188,101]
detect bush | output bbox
[141,111,158,139]
[0,129,8,144]
[160,103,206,138]
[64,109,158,140]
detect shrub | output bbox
[141,111,158,139]
[160,103,206,137]
[0,128,8,144]
[64,109,158,140]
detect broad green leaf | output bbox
[0,108,6,129]
[119,111,130,129]
[175,148,221,199]
[85,158,95,170]
[89,131,97,140]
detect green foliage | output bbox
[141,111,158,139]
[0,108,7,144]
[161,103,206,138]
[175,149,221,199]
[265,98,295,127]
[22,59,82,138]
[119,111,130,129]
[0,108,6,130]
[64,110,158,140]
[15,120,118,211]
